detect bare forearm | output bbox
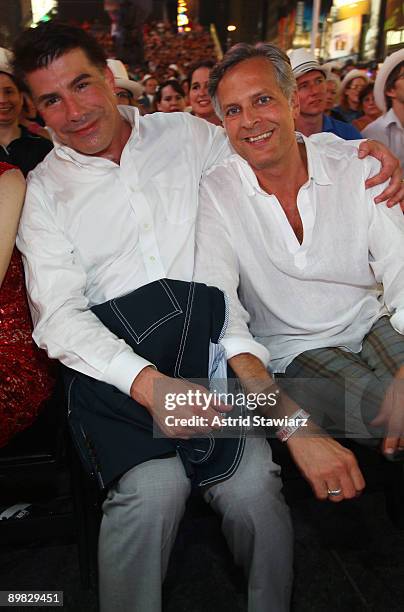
[229,353,319,432]
[0,169,25,286]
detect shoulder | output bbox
[141,111,224,140]
[308,132,377,178]
[200,155,245,206]
[203,153,242,182]
[308,132,360,157]
[0,166,25,191]
[25,148,62,194]
[362,115,386,138]
[327,116,362,139]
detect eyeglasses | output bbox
[115,91,133,101]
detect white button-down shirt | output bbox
[17,106,230,394]
[194,134,404,373]
[362,108,404,170]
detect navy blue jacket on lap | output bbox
[65,279,245,490]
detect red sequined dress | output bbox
[0,162,55,447]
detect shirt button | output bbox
[144,223,150,230]
[150,256,156,262]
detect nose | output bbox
[241,105,259,129]
[199,83,209,97]
[63,94,85,121]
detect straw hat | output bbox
[288,48,328,80]
[373,49,404,113]
[340,69,369,92]
[107,59,143,98]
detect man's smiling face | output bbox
[26,47,121,157]
[217,57,299,173]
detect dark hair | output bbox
[188,60,215,86]
[358,82,374,107]
[208,43,295,119]
[155,80,185,103]
[385,60,404,110]
[12,21,107,90]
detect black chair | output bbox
[0,380,99,588]
[269,437,404,529]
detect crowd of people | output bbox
[143,20,216,82]
[0,16,404,612]
[98,27,404,172]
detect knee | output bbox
[240,471,284,508]
[103,467,191,531]
[133,476,190,529]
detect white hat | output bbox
[340,69,369,92]
[288,48,328,80]
[142,73,156,85]
[107,59,143,98]
[322,60,344,73]
[0,47,14,76]
[373,49,404,113]
[168,64,179,72]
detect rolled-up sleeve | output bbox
[17,184,154,396]
[194,179,270,367]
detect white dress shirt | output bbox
[194,134,404,373]
[362,108,404,170]
[17,106,230,395]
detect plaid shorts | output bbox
[279,316,404,443]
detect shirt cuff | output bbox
[222,336,270,367]
[390,310,404,335]
[102,350,156,396]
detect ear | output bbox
[385,85,396,102]
[104,65,116,91]
[290,89,300,120]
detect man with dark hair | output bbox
[13,22,404,612]
[363,49,404,169]
[12,23,107,81]
[14,22,294,612]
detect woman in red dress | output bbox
[0,162,55,447]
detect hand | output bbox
[130,366,232,439]
[358,139,404,208]
[286,428,365,502]
[371,367,404,457]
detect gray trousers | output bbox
[98,435,293,612]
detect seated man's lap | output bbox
[103,436,284,522]
[203,435,285,509]
[281,316,404,444]
[361,316,404,376]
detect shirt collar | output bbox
[380,108,403,129]
[236,130,331,196]
[52,105,140,168]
